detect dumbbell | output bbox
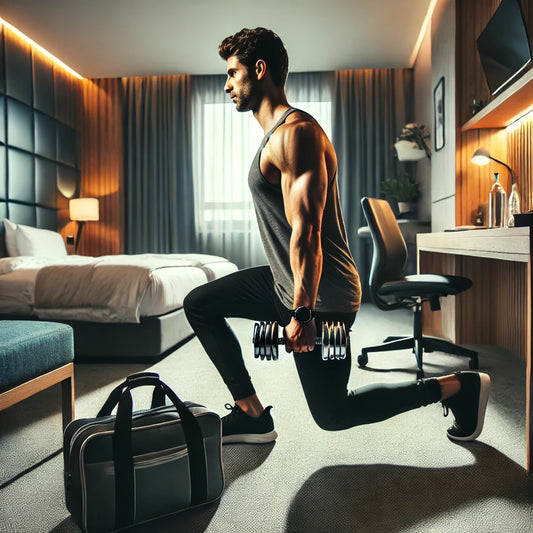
[252,321,348,361]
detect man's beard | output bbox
[234,79,259,112]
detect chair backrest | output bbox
[361,197,408,309]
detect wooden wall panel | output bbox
[455,0,500,126]
[421,250,528,362]
[455,0,532,227]
[508,113,533,213]
[79,78,124,256]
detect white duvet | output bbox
[0,253,238,323]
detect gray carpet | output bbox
[1,304,532,532]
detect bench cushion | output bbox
[0,321,74,392]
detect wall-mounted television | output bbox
[477,0,532,95]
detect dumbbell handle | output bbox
[272,336,324,346]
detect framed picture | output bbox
[433,77,445,151]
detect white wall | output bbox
[429,0,457,231]
[413,11,432,223]
[413,0,457,230]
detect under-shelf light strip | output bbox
[0,17,83,80]
[506,108,533,132]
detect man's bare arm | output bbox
[268,121,328,352]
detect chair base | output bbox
[358,335,478,379]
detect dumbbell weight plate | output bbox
[340,323,347,359]
[334,322,342,360]
[263,322,270,360]
[253,322,261,358]
[339,322,347,359]
[321,322,330,361]
[336,322,347,360]
[266,321,274,361]
[271,321,279,360]
[259,322,266,359]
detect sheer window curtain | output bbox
[190,75,265,268]
[190,72,334,269]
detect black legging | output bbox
[184,266,442,431]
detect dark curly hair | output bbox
[218,27,289,88]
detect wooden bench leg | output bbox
[0,362,75,431]
[61,366,75,432]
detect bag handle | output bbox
[97,372,166,417]
[111,373,208,529]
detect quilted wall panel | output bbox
[0,25,81,256]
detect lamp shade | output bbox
[471,148,491,165]
[70,198,99,221]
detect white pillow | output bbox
[15,224,67,258]
[3,218,19,256]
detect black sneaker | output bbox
[442,371,491,441]
[221,404,278,444]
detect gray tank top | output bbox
[248,108,360,313]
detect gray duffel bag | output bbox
[63,372,224,532]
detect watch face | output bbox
[294,306,312,323]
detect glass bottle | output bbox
[507,183,520,228]
[488,173,507,228]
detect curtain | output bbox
[123,75,196,253]
[332,68,414,299]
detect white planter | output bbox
[394,140,426,161]
[398,202,416,214]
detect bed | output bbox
[0,219,238,361]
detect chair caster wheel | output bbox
[469,358,479,370]
[357,354,368,367]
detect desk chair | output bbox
[358,197,478,378]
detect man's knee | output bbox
[183,288,196,316]
[308,404,350,432]
[183,284,210,320]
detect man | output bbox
[184,27,490,445]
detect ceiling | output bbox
[0,0,433,79]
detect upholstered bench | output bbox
[0,321,75,431]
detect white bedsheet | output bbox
[0,253,238,323]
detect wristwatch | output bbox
[292,306,316,324]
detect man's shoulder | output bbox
[271,111,324,147]
[284,109,319,129]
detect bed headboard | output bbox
[0,29,80,258]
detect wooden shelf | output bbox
[462,67,533,130]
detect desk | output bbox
[417,227,532,473]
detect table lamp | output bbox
[69,198,99,252]
[471,148,516,184]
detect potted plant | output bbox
[394,123,431,161]
[380,172,420,215]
